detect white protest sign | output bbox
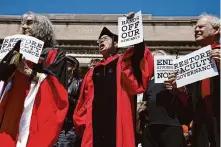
[0,35,44,63]
[19,35,44,63]
[174,45,219,88]
[154,56,176,83]
[0,35,23,60]
[118,11,143,47]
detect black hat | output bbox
[66,56,79,69]
[99,27,118,42]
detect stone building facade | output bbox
[0,14,199,75]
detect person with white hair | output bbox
[165,13,220,147]
[139,50,191,147]
[0,12,68,147]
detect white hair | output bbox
[21,11,56,47]
[199,13,220,29]
[152,50,168,56]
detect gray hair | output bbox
[152,50,168,56]
[21,11,56,48]
[199,13,220,29]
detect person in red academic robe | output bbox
[165,14,220,147]
[73,12,154,147]
[0,11,68,147]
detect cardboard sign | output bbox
[173,45,219,88]
[118,11,143,47]
[154,56,176,83]
[0,35,44,63]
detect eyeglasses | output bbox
[97,36,112,44]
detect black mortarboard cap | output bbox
[99,27,118,55]
[66,56,79,69]
[99,27,118,42]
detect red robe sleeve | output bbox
[27,76,68,147]
[26,49,68,147]
[120,43,154,95]
[73,70,92,136]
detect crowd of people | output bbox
[0,11,219,147]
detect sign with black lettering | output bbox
[19,35,44,63]
[0,35,44,63]
[118,11,143,47]
[0,35,23,60]
[154,56,176,83]
[174,45,219,88]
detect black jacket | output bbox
[63,77,83,132]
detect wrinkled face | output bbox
[195,17,217,43]
[21,14,35,36]
[97,35,113,57]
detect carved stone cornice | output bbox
[0,14,200,67]
[0,14,197,41]
[0,14,198,24]
[61,45,199,55]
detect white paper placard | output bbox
[118,11,143,47]
[19,35,44,63]
[0,35,44,63]
[154,56,176,83]
[174,45,219,88]
[0,35,23,60]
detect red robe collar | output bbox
[96,54,119,66]
[211,43,220,49]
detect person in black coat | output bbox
[54,56,83,147]
[141,50,192,147]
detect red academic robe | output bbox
[0,49,68,147]
[74,44,154,147]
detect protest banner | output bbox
[154,56,176,83]
[118,11,143,47]
[0,35,23,60]
[173,45,219,88]
[0,35,44,63]
[19,35,44,63]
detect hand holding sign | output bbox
[118,11,143,47]
[210,49,220,69]
[164,72,177,95]
[17,57,31,76]
[124,12,135,19]
[164,72,187,95]
[164,72,177,90]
